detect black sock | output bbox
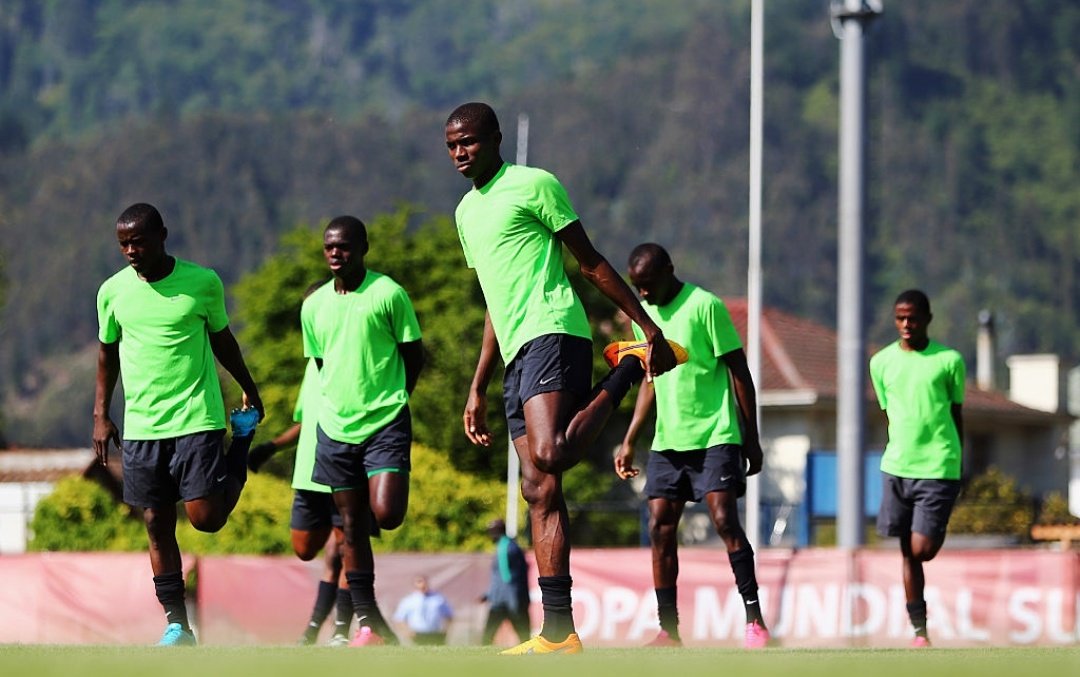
[656,586,680,639]
[333,587,353,637]
[153,572,189,631]
[538,575,575,640]
[907,600,928,637]
[226,432,252,485]
[729,546,764,626]
[595,357,646,405]
[304,580,336,639]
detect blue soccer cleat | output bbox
[157,622,197,646]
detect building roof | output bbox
[0,448,95,483]
[724,299,1067,421]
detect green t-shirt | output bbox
[300,272,421,445]
[454,162,592,364]
[632,283,744,451]
[96,258,229,439]
[870,340,966,479]
[291,358,329,492]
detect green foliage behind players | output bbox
[28,443,506,553]
[27,475,145,552]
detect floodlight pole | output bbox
[503,113,531,538]
[745,0,764,549]
[832,0,881,548]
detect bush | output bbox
[29,443,509,554]
[29,475,144,551]
[374,444,506,552]
[176,472,294,555]
[1036,491,1080,525]
[949,467,1035,537]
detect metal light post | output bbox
[831,0,882,548]
[745,0,764,549]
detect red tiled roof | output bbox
[724,299,1064,419]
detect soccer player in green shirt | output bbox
[445,102,681,655]
[93,203,263,646]
[870,289,965,648]
[301,216,424,647]
[248,279,354,646]
[615,243,770,649]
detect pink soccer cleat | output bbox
[744,621,770,649]
[910,635,932,648]
[348,626,385,647]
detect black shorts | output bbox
[503,334,593,440]
[312,406,412,490]
[290,489,343,531]
[122,430,228,508]
[876,473,961,539]
[644,445,746,503]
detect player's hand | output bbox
[645,333,677,379]
[248,442,277,472]
[614,442,639,480]
[463,391,492,446]
[243,390,265,422]
[92,415,121,467]
[744,439,764,476]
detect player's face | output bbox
[116,221,166,279]
[445,120,502,185]
[323,227,365,276]
[893,301,931,345]
[629,260,677,306]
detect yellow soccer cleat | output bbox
[602,340,689,369]
[500,633,584,655]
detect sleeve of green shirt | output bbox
[706,295,742,358]
[530,171,579,233]
[300,295,322,359]
[96,282,120,343]
[204,270,229,333]
[388,286,422,343]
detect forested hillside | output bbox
[1,0,1078,447]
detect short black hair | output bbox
[446,102,501,136]
[325,215,367,242]
[117,203,163,231]
[894,289,931,315]
[628,242,672,269]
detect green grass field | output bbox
[2,645,1078,677]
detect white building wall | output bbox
[0,482,54,554]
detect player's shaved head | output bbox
[325,215,367,242]
[628,242,672,271]
[446,102,501,136]
[117,202,164,232]
[895,289,931,316]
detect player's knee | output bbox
[911,543,940,562]
[293,540,320,561]
[190,514,227,533]
[711,509,740,540]
[648,518,677,545]
[530,439,577,475]
[519,477,557,509]
[376,509,405,531]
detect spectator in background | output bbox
[392,576,454,645]
[480,518,531,645]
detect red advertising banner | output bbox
[0,552,191,644]
[1,548,1076,646]
[196,553,496,646]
